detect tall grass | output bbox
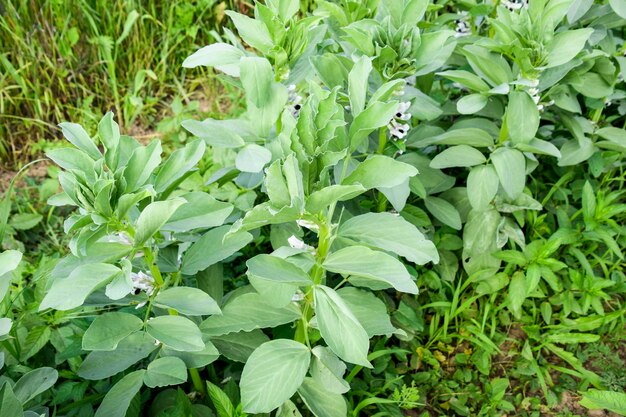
[0,0,245,167]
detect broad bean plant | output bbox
[34,0,626,415]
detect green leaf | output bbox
[207,381,237,417]
[0,318,11,338]
[343,155,418,190]
[610,0,626,18]
[323,246,417,293]
[545,28,593,68]
[418,128,494,147]
[13,367,58,404]
[147,316,204,352]
[297,377,348,417]
[161,338,220,369]
[491,148,525,199]
[0,383,22,417]
[247,254,312,305]
[181,118,246,148]
[437,70,490,92]
[144,357,187,388]
[337,287,396,337]
[580,390,626,415]
[134,198,187,245]
[58,122,101,160]
[424,196,462,230]
[39,263,120,311]
[240,339,310,413]
[348,56,372,117]
[508,271,526,320]
[338,212,437,265]
[98,112,120,152]
[507,91,539,144]
[155,139,206,193]
[163,192,233,233]
[225,11,273,53]
[310,346,349,394]
[182,225,253,275]
[546,333,600,344]
[211,330,270,363]
[235,144,272,173]
[201,292,301,336]
[10,213,43,230]
[0,250,21,302]
[457,94,488,114]
[430,145,486,169]
[46,148,96,176]
[246,254,311,285]
[154,287,221,316]
[596,126,626,148]
[0,250,22,277]
[582,181,596,221]
[467,165,499,210]
[78,332,158,380]
[348,101,398,150]
[123,140,162,192]
[20,326,51,362]
[82,312,143,351]
[94,370,145,417]
[182,43,245,77]
[306,185,366,213]
[313,285,371,367]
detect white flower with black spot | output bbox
[502,0,528,11]
[131,271,155,297]
[287,84,303,118]
[388,101,412,140]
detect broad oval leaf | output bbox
[336,287,396,337]
[163,192,233,233]
[430,145,486,169]
[467,165,499,210]
[78,332,158,380]
[182,118,246,148]
[457,94,488,114]
[313,285,371,367]
[507,91,539,144]
[13,367,58,404]
[297,377,348,417]
[235,144,272,173]
[240,339,310,413]
[491,148,526,199]
[58,122,101,160]
[338,212,438,265]
[182,226,253,275]
[343,155,418,190]
[94,370,145,417]
[39,263,121,311]
[200,292,301,336]
[143,357,188,388]
[147,315,204,352]
[82,312,143,351]
[310,346,350,394]
[154,287,221,316]
[182,43,245,76]
[134,198,187,246]
[323,246,417,294]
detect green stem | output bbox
[189,368,207,396]
[377,128,387,155]
[144,247,164,286]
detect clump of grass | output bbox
[0,0,245,168]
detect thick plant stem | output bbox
[377,128,387,154]
[189,368,207,396]
[144,247,164,286]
